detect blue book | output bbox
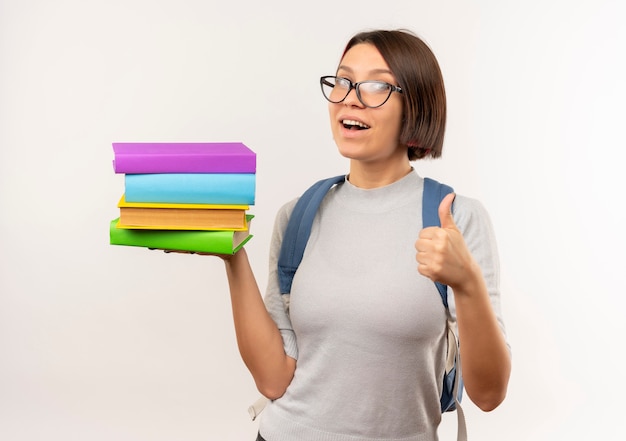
[124,173,256,205]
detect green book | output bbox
[109,215,253,255]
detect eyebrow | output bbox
[336,65,394,76]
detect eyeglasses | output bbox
[320,75,403,108]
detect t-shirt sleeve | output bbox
[447,195,510,351]
[264,198,299,360]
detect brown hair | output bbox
[342,29,447,160]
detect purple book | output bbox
[112,142,256,174]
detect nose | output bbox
[343,86,363,107]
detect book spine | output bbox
[124,173,256,205]
[112,154,256,174]
[112,143,256,174]
[109,219,244,254]
[118,207,246,230]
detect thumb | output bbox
[438,193,457,229]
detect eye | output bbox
[360,81,391,94]
[335,77,352,89]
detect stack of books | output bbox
[109,142,256,254]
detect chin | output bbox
[335,144,364,161]
[334,138,364,158]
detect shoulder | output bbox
[273,175,346,230]
[451,193,499,252]
[275,197,298,230]
[270,196,301,249]
[452,194,492,225]
[422,174,493,231]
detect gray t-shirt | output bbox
[259,171,507,441]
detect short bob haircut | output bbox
[341,29,447,160]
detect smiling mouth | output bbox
[342,119,370,130]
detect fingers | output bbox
[415,230,441,277]
[155,248,230,259]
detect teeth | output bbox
[342,119,370,129]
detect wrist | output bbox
[450,261,485,299]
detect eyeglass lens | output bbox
[321,76,394,108]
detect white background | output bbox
[1,1,625,440]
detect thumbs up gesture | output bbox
[415,193,477,290]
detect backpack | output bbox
[249,175,467,441]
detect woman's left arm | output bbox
[416,193,511,412]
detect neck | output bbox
[347,160,413,189]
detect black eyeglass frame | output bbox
[320,75,403,108]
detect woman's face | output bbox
[328,43,405,165]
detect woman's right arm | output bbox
[224,247,296,400]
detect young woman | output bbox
[224,29,511,441]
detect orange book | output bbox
[116,195,249,230]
